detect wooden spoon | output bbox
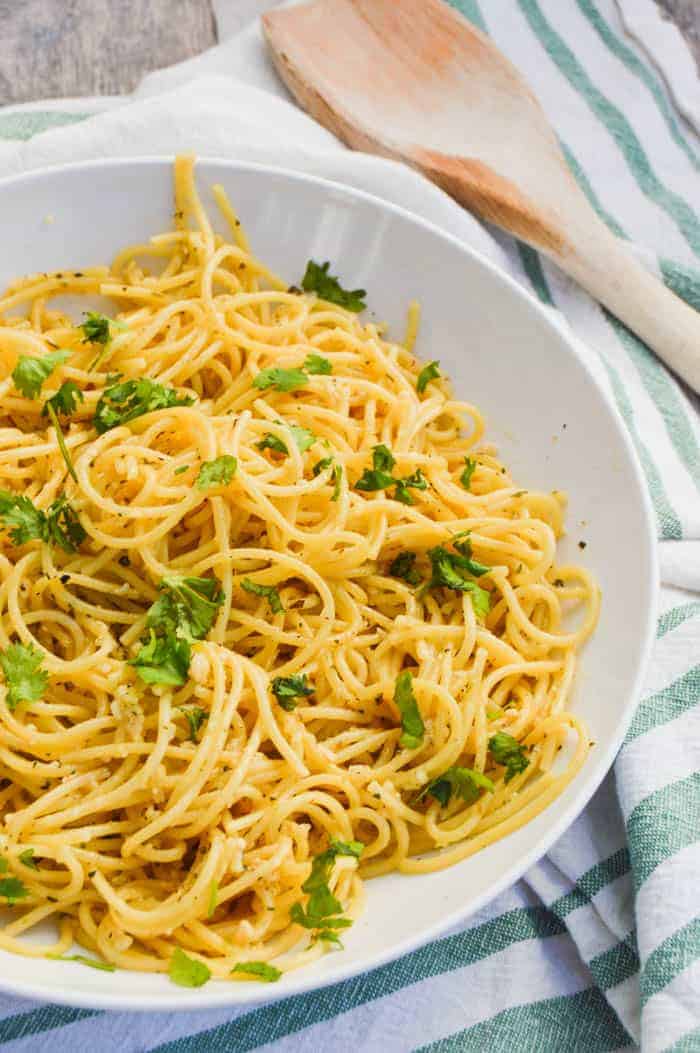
[263,0,700,392]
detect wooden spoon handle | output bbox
[414,151,700,392]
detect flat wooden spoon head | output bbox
[263,0,700,392]
[263,0,574,254]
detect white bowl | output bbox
[0,158,656,1011]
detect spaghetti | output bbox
[0,156,599,982]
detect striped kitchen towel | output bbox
[0,1,698,1050]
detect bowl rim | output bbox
[0,155,658,1012]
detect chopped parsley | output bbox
[417,765,495,807]
[355,446,427,504]
[393,468,428,506]
[0,877,29,905]
[332,464,342,502]
[130,630,191,687]
[231,961,281,983]
[196,455,237,489]
[258,424,316,457]
[460,457,477,490]
[43,380,84,418]
[416,361,440,394]
[288,424,316,452]
[312,456,333,476]
[0,492,47,546]
[168,947,211,988]
[94,378,194,434]
[301,260,366,313]
[290,839,363,944]
[488,732,529,782]
[0,492,84,552]
[355,444,396,492]
[242,578,284,614]
[18,849,37,870]
[45,495,87,553]
[393,670,425,749]
[12,350,71,399]
[271,674,314,711]
[303,353,332,376]
[180,705,207,742]
[0,643,48,710]
[388,551,421,586]
[132,575,223,686]
[146,575,223,642]
[257,433,289,455]
[252,367,309,393]
[80,312,123,345]
[425,544,491,618]
[451,534,490,577]
[43,385,84,481]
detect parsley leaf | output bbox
[289,424,316,452]
[0,877,28,905]
[388,551,421,586]
[258,424,316,458]
[180,705,207,742]
[43,381,84,418]
[332,464,342,502]
[355,444,396,492]
[242,578,284,614]
[460,457,477,490]
[417,765,495,807]
[303,353,332,376]
[393,468,428,505]
[416,361,440,394]
[489,732,530,782]
[45,495,86,553]
[80,312,125,345]
[196,455,237,490]
[425,545,491,618]
[271,674,314,711]
[12,350,70,399]
[452,535,490,577]
[312,456,333,476]
[0,492,47,546]
[43,401,78,482]
[371,444,395,473]
[0,492,83,552]
[0,643,48,710]
[168,947,211,988]
[290,840,363,942]
[394,670,425,749]
[94,378,194,434]
[257,433,288,455]
[18,849,37,870]
[132,576,222,687]
[130,630,191,686]
[252,368,308,393]
[147,575,223,642]
[231,961,281,983]
[301,260,366,313]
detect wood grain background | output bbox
[0,0,697,106]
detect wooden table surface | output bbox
[0,0,697,105]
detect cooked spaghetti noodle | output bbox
[0,156,599,982]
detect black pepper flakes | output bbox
[578,541,587,550]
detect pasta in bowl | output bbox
[0,156,654,1008]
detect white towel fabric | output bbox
[0,2,698,1051]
